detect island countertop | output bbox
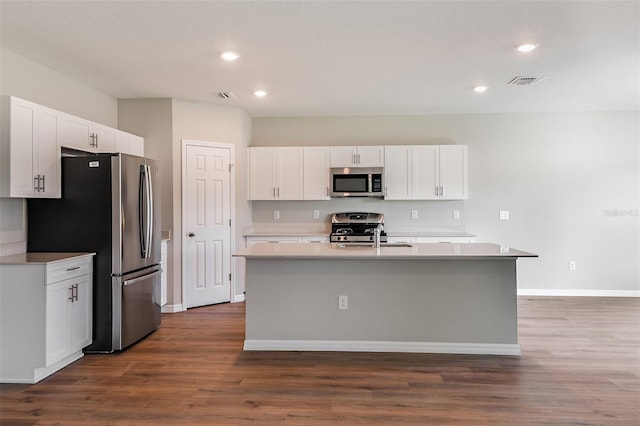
[234,242,537,260]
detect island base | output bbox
[244,258,521,356]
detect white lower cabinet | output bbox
[0,254,93,383]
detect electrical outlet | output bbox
[338,295,348,310]
[453,210,460,220]
[313,210,320,219]
[569,261,576,271]
[499,210,510,220]
[411,210,418,220]
[273,210,280,220]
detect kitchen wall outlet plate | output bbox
[338,295,348,310]
[569,260,576,271]
[411,210,418,220]
[453,210,460,220]
[313,210,320,219]
[273,210,280,220]
[499,210,510,220]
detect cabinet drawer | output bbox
[46,256,92,284]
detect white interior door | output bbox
[184,144,231,308]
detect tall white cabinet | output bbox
[0,253,94,384]
[303,146,331,200]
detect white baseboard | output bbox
[243,339,521,356]
[518,289,640,297]
[233,294,246,303]
[161,303,185,313]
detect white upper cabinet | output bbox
[114,131,144,157]
[385,145,468,200]
[249,147,304,200]
[59,114,116,153]
[0,97,61,198]
[330,146,384,167]
[384,146,413,200]
[438,145,468,200]
[303,147,330,200]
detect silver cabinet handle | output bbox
[41,175,45,191]
[273,187,276,197]
[66,266,80,271]
[34,175,39,191]
[277,187,280,197]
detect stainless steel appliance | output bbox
[330,212,388,243]
[330,167,384,197]
[27,153,161,352]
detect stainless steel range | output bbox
[330,212,388,243]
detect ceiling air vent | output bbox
[508,76,544,86]
[216,91,237,99]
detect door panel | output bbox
[185,145,231,308]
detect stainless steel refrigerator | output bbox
[28,153,161,352]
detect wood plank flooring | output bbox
[1,297,638,425]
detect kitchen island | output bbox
[234,243,536,356]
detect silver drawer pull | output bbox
[66,266,81,271]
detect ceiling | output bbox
[1,0,638,117]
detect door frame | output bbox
[181,139,236,307]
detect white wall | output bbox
[252,113,640,294]
[0,48,118,255]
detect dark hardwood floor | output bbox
[1,297,638,425]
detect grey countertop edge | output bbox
[0,252,96,265]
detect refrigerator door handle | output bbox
[145,164,154,260]
[123,269,162,287]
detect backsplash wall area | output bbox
[251,199,466,230]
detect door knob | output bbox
[188,232,195,237]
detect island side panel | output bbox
[245,258,518,350]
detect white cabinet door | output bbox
[45,280,71,366]
[92,124,116,153]
[412,145,439,200]
[303,147,330,200]
[46,274,92,366]
[439,145,468,200]
[6,97,37,197]
[69,275,92,353]
[384,146,412,199]
[275,147,304,199]
[37,106,61,198]
[1,97,61,198]
[357,146,385,167]
[329,146,357,167]
[330,146,384,167]
[249,147,277,200]
[128,135,145,156]
[248,147,304,200]
[60,113,94,151]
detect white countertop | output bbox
[234,242,536,260]
[0,252,95,265]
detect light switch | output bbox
[499,211,510,220]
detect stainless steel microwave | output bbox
[330,167,384,197]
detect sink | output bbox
[335,243,413,248]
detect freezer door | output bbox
[113,154,161,274]
[112,266,162,350]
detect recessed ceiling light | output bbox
[254,90,267,97]
[473,85,488,93]
[220,51,240,61]
[516,43,538,53]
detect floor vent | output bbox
[508,76,544,86]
